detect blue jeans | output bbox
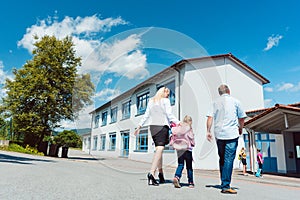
[216,137,238,190]
[174,150,193,183]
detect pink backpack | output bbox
[169,123,195,150]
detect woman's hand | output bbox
[134,126,141,135]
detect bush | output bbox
[0,143,44,156]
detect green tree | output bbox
[0,116,7,139]
[2,35,94,153]
[54,130,82,148]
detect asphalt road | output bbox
[0,149,299,200]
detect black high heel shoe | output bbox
[158,173,165,184]
[147,173,159,186]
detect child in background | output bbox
[256,149,264,177]
[238,147,247,176]
[171,115,195,188]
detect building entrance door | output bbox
[121,131,129,157]
[294,133,300,173]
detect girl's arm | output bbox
[188,128,195,147]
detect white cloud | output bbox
[94,88,121,101]
[104,78,112,85]
[0,61,13,99]
[289,66,300,72]
[82,34,148,79]
[18,14,148,80]
[290,82,300,92]
[264,87,273,92]
[277,83,294,91]
[59,104,95,129]
[264,99,273,108]
[272,82,300,92]
[263,34,283,51]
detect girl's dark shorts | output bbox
[150,125,170,147]
[241,158,247,165]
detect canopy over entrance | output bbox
[245,104,300,134]
[244,103,300,174]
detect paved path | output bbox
[0,149,299,200]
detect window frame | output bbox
[99,134,106,151]
[136,92,149,115]
[101,111,108,126]
[108,133,116,151]
[135,128,148,152]
[157,79,176,106]
[92,135,98,150]
[94,114,100,128]
[110,106,118,123]
[122,100,131,119]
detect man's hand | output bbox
[206,131,213,142]
[239,127,243,135]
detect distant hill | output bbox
[52,128,91,136]
[71,128,91,136]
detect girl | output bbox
[171,115,195,188]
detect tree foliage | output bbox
[53,130,82,148]
[2,35,94,151]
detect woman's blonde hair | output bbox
[152,87,169,102]
[183,115,193,127]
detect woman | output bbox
[134,86,179,186]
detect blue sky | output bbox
[0,0,300,128]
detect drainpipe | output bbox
[174,67,181,120]
[246,128,256,174]
[89,113,93,155]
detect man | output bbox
[206,84,247,194]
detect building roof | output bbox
[176,53,270,84]
[245,104,300,133]
[90,53,269,114]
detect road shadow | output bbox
[206,184,239,191]
[0,153,55,165]
[205,184,222,189]
[67,156,99,161]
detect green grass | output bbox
[0,143,44,156]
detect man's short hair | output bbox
[218,84,230,95]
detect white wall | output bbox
[283,132,296,173]
[179,59,265,169]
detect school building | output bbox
[82,53,300,176]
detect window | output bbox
[122,101,131,119]
[110,107,117,123]
[109,133,116,151]
[99,134,106,151]
[94,114,100,128]
[157,80,176,106]
[92,136,98,150]
[136,128,148,151]
[101,111,108,126]
[137,92,149,115]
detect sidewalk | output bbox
[68,149,300,189]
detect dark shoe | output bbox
[173,177,181,188]
[158,173,165,184]
[221,188,237,194]
[188,182,195,188]
[147,173,159,186]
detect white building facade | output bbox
[84,53,269,170]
